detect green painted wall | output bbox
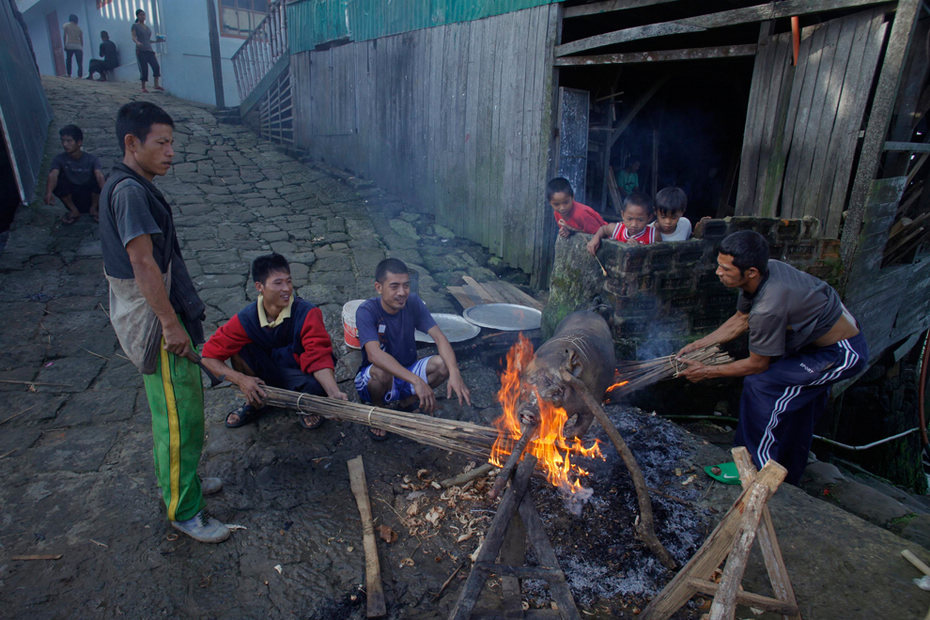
[287,0,559,52]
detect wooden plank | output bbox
[789,16,844,219]
[501,9,526,271]
[347,455,387,618]
[554,44,757,66]
[736,22,776,214]
[463,19,482,244]
[806,12,862,228]
[687,579,799,616]
[753,28,792,217]
[447,286,481,310]
[462,276,498,304]
[451,21,470,234]
[885,140,930,152]
[533,3,564,289]
[555,0,892,57]
[522,7,547,275]
[826,9,888,236]
[843,0,921,265]
[781,22,829,219]
[563,0,677,19]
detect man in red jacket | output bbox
[202,253,347,429]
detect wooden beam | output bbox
[554,44,757,66]
[842,0,922,268]
[555,0,893,57]
[884,140,930,152]
[563,0,677,19]
[607,76,669,151]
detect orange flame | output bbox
[490,334,603,494]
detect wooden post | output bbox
[347,455,387,618]
[205,0,225,108]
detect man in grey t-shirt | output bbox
[678,230,868,484]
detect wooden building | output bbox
[234,0,929,363]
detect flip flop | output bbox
[61,213,79,225]
[225,403,258,428]
[703,461,741,485]
[369,427,389,441]
[298,413,324,430]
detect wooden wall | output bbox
[736,7,888,237]
[289,4,560,283]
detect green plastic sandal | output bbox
[703,461,741,485]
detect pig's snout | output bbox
[517,391,539,427]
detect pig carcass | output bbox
[519,310,616,438]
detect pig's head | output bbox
[516,349,584,427]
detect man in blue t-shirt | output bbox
[354,258,471,439]
[44,124,105,224]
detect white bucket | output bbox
[342,299,366,349]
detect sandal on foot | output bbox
[369,427,389,441]
[61,213,79,225]
[298,414,324,430]
[225,403,258,428]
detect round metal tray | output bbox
[415,313,482,343]
[462,303,542,331]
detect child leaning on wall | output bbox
[547,177,607,238]
[586,192,656,256]
[652,186,692,241]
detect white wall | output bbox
[19,0,242,106]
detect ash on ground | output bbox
[524,404,713,616]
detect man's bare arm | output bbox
[678,311,749,356]
[44,169,59,204]
[427,326,471,406]
[125,234,190,357]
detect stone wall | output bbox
[544,216,842,359]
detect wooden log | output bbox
[568,376,676,570]
[518,496,582,620]
[440,463,496,488]
[555,44,757,66]
[347,456,386,618]
[489,422,537,499]
[11,554,62,560]
[450,455,537,620]
[732,448,801,620]
[708,476,773,619]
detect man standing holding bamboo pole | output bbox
[677,231,868,484]
[99,102,229,543]
[355,258,471,439]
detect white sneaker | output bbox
[171,510,230,543]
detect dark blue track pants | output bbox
[735,332,868,485]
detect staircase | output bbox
[231,0,293,144]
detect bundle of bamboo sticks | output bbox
[260,386,498,459]
[608,344,734,398]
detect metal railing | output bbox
[231,0,288,102]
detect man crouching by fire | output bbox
[354,258,471,440]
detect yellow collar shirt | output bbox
[257,294,293,328]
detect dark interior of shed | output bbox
[558,58,753,221]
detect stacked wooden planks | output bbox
[447,275,544,311]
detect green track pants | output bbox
[142,343,205,522]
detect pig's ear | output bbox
[561,349,584,378]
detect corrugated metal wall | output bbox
[0,0,52,203]
[288,0,557,52]
[290,4,559,281]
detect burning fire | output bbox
[490,334,602,494]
